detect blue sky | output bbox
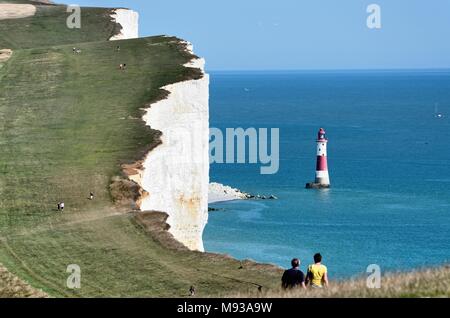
[71,0,450,71]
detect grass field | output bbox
[0,3,283,297]
[0,0,121,49]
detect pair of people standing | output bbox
[281,253,328,289]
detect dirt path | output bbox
[0,4,36,21]
[0,49,12,63]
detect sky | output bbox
[71,0,450,71]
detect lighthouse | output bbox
[306,128,331,189]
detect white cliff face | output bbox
[139,49,210,252]
[109,9,139,40]
[107,9,209,251]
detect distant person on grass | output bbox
[60,202,65,212]
[281,258,306,289]
[305,253,328,288]
[89,192,94,200]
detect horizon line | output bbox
[206,67,450,73]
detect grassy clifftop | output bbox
[0,0,121,49]
[0,2,283,297]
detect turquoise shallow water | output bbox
[204,70,450,279]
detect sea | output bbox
[204,70,450,279]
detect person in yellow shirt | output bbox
[306,253,329,288]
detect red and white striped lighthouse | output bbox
[306,128,330,189]
[315,128,330,186]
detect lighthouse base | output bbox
[305,182,330,189]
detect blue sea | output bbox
[204,70,450,279]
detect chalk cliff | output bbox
[139,49,210,252]
[108,10,209,251]
[109,9,139,40]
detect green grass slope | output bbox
[0,5,282,297]
[0,1,121,49]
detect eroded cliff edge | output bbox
[138,49,209,252]
[108,9,209,251]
